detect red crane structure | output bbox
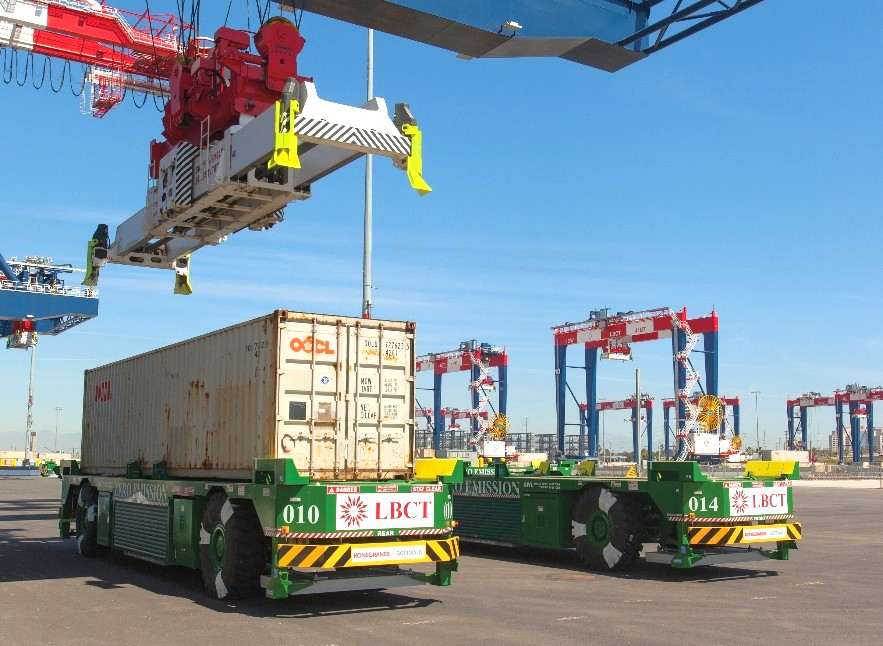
[416,341,508,451]
[582,395,654,461]
[0,0,184,116]
[553,307,719,460]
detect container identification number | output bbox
[283,504,320,525]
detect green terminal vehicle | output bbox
[57,312,462,599]
[452,455,802,570]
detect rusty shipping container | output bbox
[82,311,417,480]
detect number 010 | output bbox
[687,496,719,512]
[283,504,320,524]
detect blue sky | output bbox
[1,1,880,453]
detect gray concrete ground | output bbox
[1,478,880,646]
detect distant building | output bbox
[829,430,850,453]
[829,427,883,454]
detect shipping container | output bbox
[82,310,416,480]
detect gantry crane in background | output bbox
[553,307,719,460]
[788,386,879,464]
[785,392,836,454]
[416,340,508,451]
[591,394,654,461]
[415,406,489,452]
[834,386,880,464]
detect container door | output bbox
[276,319,346,479]
[346,325,413,480]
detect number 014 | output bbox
[687,496,719,512]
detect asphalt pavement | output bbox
[1,478,880,645]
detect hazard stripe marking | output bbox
[171,143,198,207]
[668,514,793,523]
[687,523,801,545]
[426,540,449,562]
[295,117,410,155]
[275,539,458,569]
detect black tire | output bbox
[572,486,643,572]
[75,482,107,557]
[199,492,266,600]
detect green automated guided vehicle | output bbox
[453,458,801,570]
[58,311,461,599]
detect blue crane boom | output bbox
[0,252,99,349]
[278,0,765,72]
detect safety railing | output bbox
[0,280,98,298]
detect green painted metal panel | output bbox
[97,491,112,546]
[113,501,170,563]
[171,498,204,568]
[520,493,570,548]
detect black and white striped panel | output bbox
[295,117,410,156]
[172,143,199,207]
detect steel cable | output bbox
[31,53,47,90]
[15,50,29,86]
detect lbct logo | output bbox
[339,496,368,527]
[94,381,112,402]
[290,336,335,355]
[731,489,748,514]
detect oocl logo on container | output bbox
[94,381,112,402]
[290,336,335,355]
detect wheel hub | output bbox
[586,510,612,548]
[210,524,226,568]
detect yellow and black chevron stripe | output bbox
[276,538,460,569]
[426,538,460,561]
[688,522,802,546]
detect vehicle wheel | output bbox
[572,486,642,572]
[199,492,266,599]
[76,482,107,557]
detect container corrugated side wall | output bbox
[82,314,280,479]
[275,313,416,481]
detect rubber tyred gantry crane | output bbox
[416,340,508,451]
[415,406,490,452]
[785,392,836,454]
[786,386,878,464]
[553,307,719,459]
[833,385,880,464]
[3,2,771,295]
[590,395,653,461]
